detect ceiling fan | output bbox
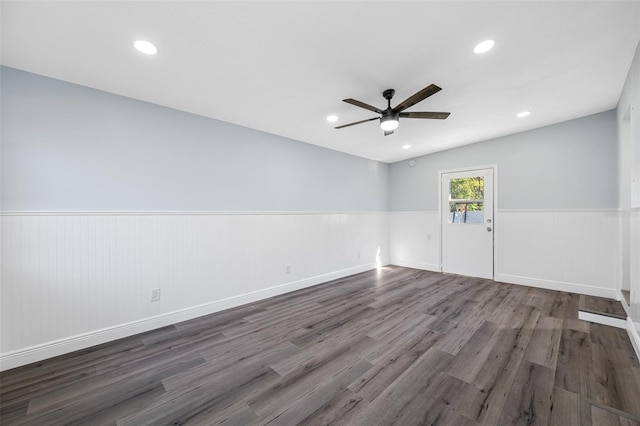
[335,84,450,136]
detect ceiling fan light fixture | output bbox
[134,40,158,55]
[380,112,399,131]
[474,39,495,54]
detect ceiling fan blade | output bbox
[334,117,378,129]
[384,130,394,136]
[399,111,450,119]
[343,98,383,114]
[393,84,442,112]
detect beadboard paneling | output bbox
[389,211,440,271]
[495,210,619,298]
[630,208,640,322]
[389,210,620,298]
[0,212,389,369]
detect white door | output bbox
[441,168,494,279]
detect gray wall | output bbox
[616,40,640,326]
[389,110,618,211]
[1,66,619,214]
[1,67,388,212]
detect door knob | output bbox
[487,227,492,232]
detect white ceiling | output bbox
[2,1,639,163]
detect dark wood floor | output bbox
[579,294,628,319]
[1,266,639,425]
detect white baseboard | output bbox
[390,259,440,272]
[627,318,640,362]
[578,311,627,329]
[0,263,378,372]
[495,274,618,299]
[616,289,631,316]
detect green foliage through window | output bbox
[450,177,484,200]
[449,177,484,214]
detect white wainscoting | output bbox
[630,208,640,318]
[389,209,620,299]
[389,211,440,271]
[628,207,640,360]
[0,212,389,371]
[495,210,620,299]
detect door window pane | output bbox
[449,177,484,224]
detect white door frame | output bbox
[438,164,498,279]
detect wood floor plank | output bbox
[0,400,28,425]
[554,328,592,395]
[498,361,555,425]
[1,266,638,425]
[348,348,453,425]
[564,317,591,333]
[118,358,282,425]
[470,308,540,392]
[548,386,580,426]
[450,307,541,425]
[26,352,203,415]
[199,325,306,366]
[257,359,372,425]
[289,304,375,347]
[434,286,510,355]
[590,341,640,417]
[24,335,216,415]
[270,334,373,379]
[580,394,594,425]
[381,372,467,425]
[587,396,640,424]
[525,315,563,369]
[362,314,439,363]
[349,328,442,402]
[162,341,299,394]
[447,320,503,384]
[542,292,572,319]
[248,352,371,418]
[591,404,631,426]
[241,299,324,325]
[24,355,204,425]
[300,388,369,426]
[425,298,478,333]
[581,295,627,319]
[0,336,144,391]
[363,299,433,340]
[200,402,260,426]
[0,363,98,411]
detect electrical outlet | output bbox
[427,234,432,241]
[285,265,291,274]
[151,288,161,302]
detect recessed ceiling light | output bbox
[517,110,531,118]
[402,145,411,150]
[474,39,495,54]
[134,40,158,55]
[326,115,338,123]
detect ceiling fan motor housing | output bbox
[381,109,399,121]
